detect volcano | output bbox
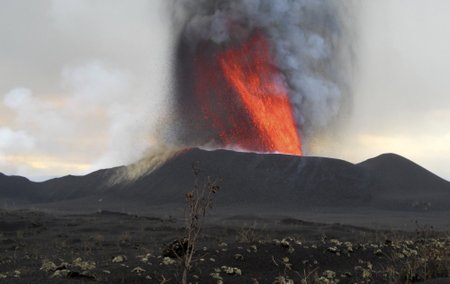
[1,149,449,219]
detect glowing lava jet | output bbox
[219,33,302,155]
[186,32,302,156]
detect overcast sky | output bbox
[0,0,449,181]
[338,0,450,180]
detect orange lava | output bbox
[219,33,302,155]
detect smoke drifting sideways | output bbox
[169,0,355,155]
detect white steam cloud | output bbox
[0,127,35,154]
[2,62,158,179]
[172,0,355,150]
[0,0,172,180]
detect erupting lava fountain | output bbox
[195,31,302,155]
[172,0,351,156]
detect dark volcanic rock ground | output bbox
[0,209,450,283]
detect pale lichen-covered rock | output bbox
[51,269,70,278]
[40,259,57,272]
[138,253,152,263]
[280,239,290,248]
[161,257,175,265]
[210,272,223,283]
[112,255,127,263]
[327,246,339,254]
[323,270,336,279]
[344,241,353,253]
[131,266,146,274]
[221,266,242,276]
[73,257,96,270]
[362,268,372,279]
[330,239,342,246]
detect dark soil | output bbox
[0,208,449,283]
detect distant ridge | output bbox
[0,173,40,202]
[0,148,449,212]
[359,153,449,187]
[358,153,450,210]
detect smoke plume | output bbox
[171,0,355,153]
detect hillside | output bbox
[0,149,449,212]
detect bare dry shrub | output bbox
[179,162,220,284]
[381,236,450,283]
[237,224,260,243]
